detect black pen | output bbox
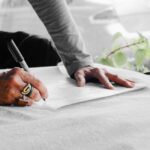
[7,39,45,101]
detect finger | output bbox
[92,68,114,89]
[28,87,41,102]
[14,100,28,107]
[8,76,41,104]
[15,69,48,99]
[126,79,135,83]
[106,72,135,88]
[74,71,86,87]
[0,68,37,106]
[14,97,33,107]
[23,72,48,99]
[18,80,42,102]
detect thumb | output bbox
[74,72,86,87]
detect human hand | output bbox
[0,68,48,106]
[74,66,135,89]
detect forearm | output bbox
[28,0,93,76]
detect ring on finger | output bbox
[21,83,33,97]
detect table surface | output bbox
[0,65,150,150]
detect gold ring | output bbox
[21,83,33,97]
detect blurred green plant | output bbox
[98,32,150,73]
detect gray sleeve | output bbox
[28,0,93,76]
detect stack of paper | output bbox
[31,65,146,109]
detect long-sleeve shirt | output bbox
[28,0,93,76]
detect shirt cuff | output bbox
[66,58,94,77]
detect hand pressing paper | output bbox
[31,65,146,109]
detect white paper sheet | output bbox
[31,65,146,109]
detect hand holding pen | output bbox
[0,39,48,106]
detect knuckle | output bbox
[7,88,15,97]
[122,80,128,84]
[8,76,19,85]
[75,70,83,77]
[93,68,100,73]
[35,79,42,88]
[11,67,23,75]
[75,70,81,75]
[113,74,119,79]
[75,72,81,77]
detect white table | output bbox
[0,65,150,150]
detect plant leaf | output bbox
[112,32,122,42]
[113,51,127,67]
[135,49,146,66]
[99,57,114,67]
[137,33,149,49]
